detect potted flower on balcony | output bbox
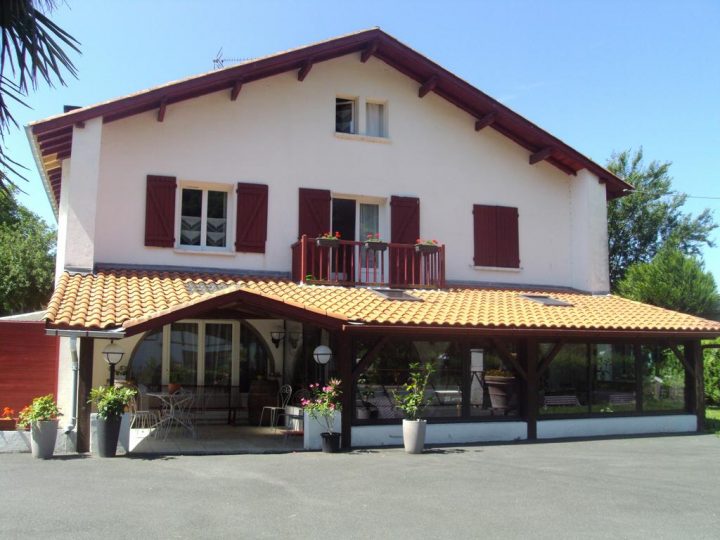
[316,231,341,248]
[484,369,516,414]
[88,385,137,457]
[302,378,342,453]
[394,361,435,454]
[364,232,388,252]
[415,238,439,254]
[17,395,62,459]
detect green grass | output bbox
[706,407,720,435]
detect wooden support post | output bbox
[523,339,538,440]
[418,75,438,98]
[685,340,704,432]
[360,40,379,63]
[298,59,313,82]
[230,80,242,101]
[76,337,94,453]
[529,146,554,165]
[338,333,353,449]
[474,112,496,131]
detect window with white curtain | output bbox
[366,102,386,137]
[179,185,229,250]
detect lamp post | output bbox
[102,341,124,386]
[312,345,332,385]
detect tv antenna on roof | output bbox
[213,48,250,70]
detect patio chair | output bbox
[129,384,162,434]
[259,384,292,427]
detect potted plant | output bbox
[394,361,435,454]
[0,407,15,431]
[88,385,137,458]
[17,395,62,459]
[316,231,341,248]
[415,238,439,254]
[484,369,516,414]
[301,378,342,453]
[355,377,378,420]
[168,365,188,394]
[364,232,388,252]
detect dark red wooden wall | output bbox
[0,322,59,414]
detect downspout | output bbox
[64,337,79,433]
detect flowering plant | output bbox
[393,362,435,421]
[415,238,438,246]
[17,394,62,428]
[365,233,383,242]
[319,231,341,240]
[301,378,342,434]
[1,407,14,419]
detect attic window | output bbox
[521,294,572,307]
[371,288,423,301]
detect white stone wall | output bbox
[351,421,527,447]
[537,415,696,439]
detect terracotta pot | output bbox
[167,383,182,394]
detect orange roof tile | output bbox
[45,269,720,336]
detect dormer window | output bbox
[335,97,356,134]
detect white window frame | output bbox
[365,100,388,138]
[175,180,235,253]
[335,96,358,134]
[161,319,241,387]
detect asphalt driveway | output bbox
[2,434,719,539]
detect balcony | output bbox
[291,235,445,289]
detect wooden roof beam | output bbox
[529,146,554,165]
[475,112,496,131]
[418,75,438,98]
[157,98,167,122]
[298,59,313,81]
[361,40,379,63]
[230,80,242,101]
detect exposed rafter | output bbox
[230,80,242,101]
[474,112,496,131]
[529,146,554,165]
[298,59,313,81]
[361,39,379,63]
[75,121,85,129]
[418,75,438,98]
[157,98,167,122]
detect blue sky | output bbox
[6,0,720,280]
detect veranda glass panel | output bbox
[238,323,270,392]
[642,345,686,411]
[127,328,163,390]
[180,188,202,246]
[419,342,463,418]
[204,323,232,386]
[540,343,589,415]
[170,323,198,386]
[206,191,227,247]
[469,344,519,417]
[590,344,636,413]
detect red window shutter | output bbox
[298,188,331,238]
[390,196,420,243]
[473,204,519,268]
[235,183,268,253]
[145,175,176,247]
[496,206,520,268]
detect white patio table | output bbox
[147,391,196,439]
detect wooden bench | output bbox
[544,394,581,407]
[608,393,636,406]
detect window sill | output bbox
[174,248,236,257]
[334,132,391,144]
[471,265,522,273]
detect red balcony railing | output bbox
[291,235,445,288]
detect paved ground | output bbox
[2,434,719,539]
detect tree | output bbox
[0,188,55,315]
[617,246,719,318]
[607,148,716,288]
[0,0,79,190]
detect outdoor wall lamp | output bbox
[271,330,301,349]
[102,340,124,386]
[312,345,333,365]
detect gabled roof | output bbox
[45,269,720,339]
[27,28,631,215]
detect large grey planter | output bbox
[402,419,427,454]
[30,420,58,459]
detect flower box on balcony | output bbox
[364,241,388,252]
[316,238,340,248]
[415,243,439,254]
